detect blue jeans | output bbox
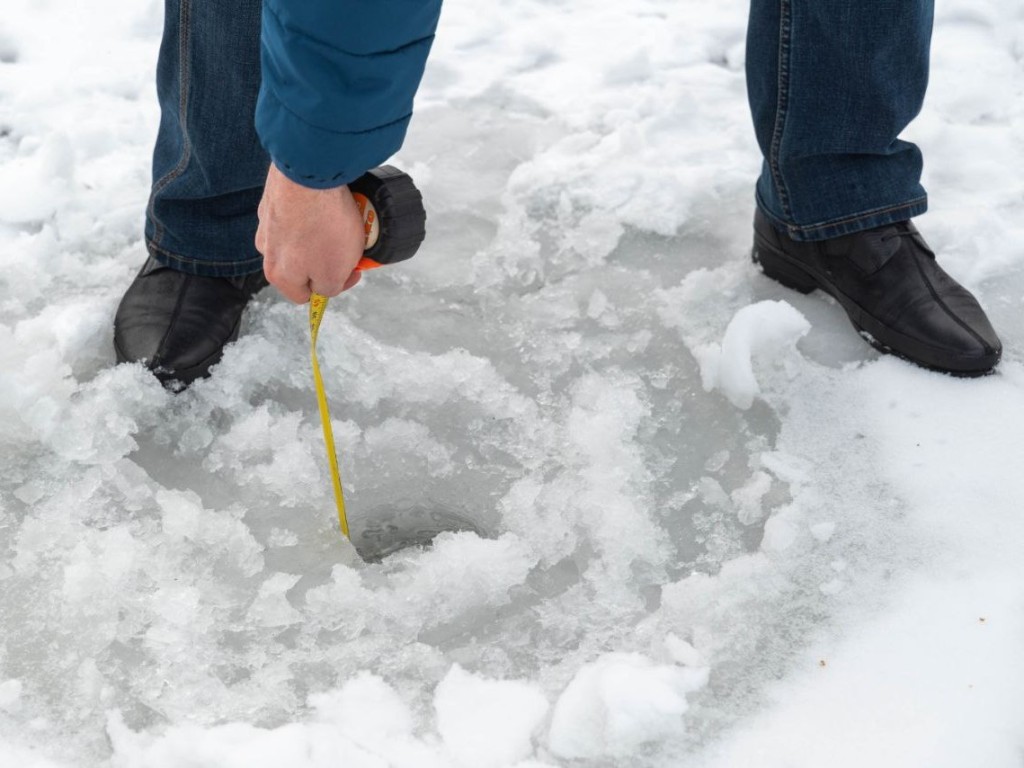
[146,0,268,277]
[146,0,935,276]
[747,0,934,240]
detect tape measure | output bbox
[309,166,426,540]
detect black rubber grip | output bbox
[349,166,426,266]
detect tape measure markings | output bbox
[309,293,350,538]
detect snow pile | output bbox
[107,674,437,768]
[694,300,811,410]
[1,0,1023,766]
[0,134,73,224]
[104,655,706,767]
[436,665,549,767]
[548,653,708,760]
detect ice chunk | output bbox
[547,653,708,759]
[60,527,136,605]
[761,510,800,553]
[663,634,704,668]
[247,573,303,628]
[13,298,111,375]
[562,373,669,577]
[13,480,44,505]
[156,489,264,577]
[205,406,322,500]
[390,533,537,631]
[696,301,811,410]
[586,288,609,319]
[819,578,844,595]
[435,665,549,768]
[0,680,23,712]
[703,449,731,473]
[267,528,299,548]
[178,423,214,454]
[0,133,73,224]
[810,521,837,542]
[36,364,168,465]
[698,476,731,510]
[760,450,813,485]
[731,471,773,525]
[363,418,455,477]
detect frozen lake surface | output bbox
[1,1,1023,766]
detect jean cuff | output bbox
[756,193,929,242]
[146,239,265,278]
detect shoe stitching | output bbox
[790,197,928,237]
[153,274,193,369]
[884,290,939,330]
[909,252,993,354]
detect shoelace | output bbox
[879,223,934,258]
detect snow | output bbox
[435,665,549,767]
[0,680,22,713]
[1,0,1023,766]
[548,653,708,760]
[694,300,811,410]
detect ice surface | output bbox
[1,0,1023,766]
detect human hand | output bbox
[256,163,365,303]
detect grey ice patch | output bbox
[0,34,17,64]
[351,503,490,562]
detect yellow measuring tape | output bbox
[309,292,350,538]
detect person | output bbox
[113,0,444,386]
[114,0,1001,386]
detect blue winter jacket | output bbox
[256,0,443,189]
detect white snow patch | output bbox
[0,133,73,224]
[435,665,549,768]
[309,673,415,742]
[1,0,1023,766]
[548,653,709,760]
[696,301,811,410]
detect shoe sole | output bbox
[752,233,1000,377]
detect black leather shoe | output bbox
[114,255,268,388]
[752,209,1001,376]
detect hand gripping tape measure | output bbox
[308,166,426,539]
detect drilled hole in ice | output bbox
[350,502,491,563]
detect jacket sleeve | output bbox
[256,0,443,189]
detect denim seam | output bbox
[147,239,264,271]
[767,0,794,221]
[791,196,928,235]
[147,0,194,249]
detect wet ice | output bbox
[2,0,1024,766]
